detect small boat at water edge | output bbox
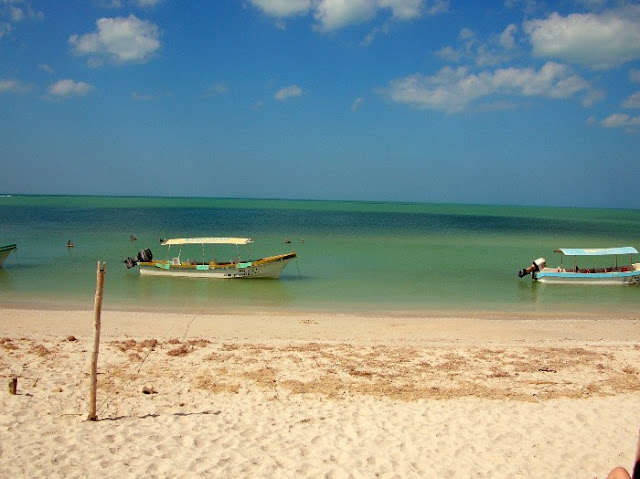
[124,237,296,279]
[0,244,17,267]
[519,246,640,285]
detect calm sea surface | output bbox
[1,195,639,316]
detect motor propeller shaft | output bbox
[518,257,546,278]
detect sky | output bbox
[1,0,640,209]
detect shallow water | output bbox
[1,195,639,315]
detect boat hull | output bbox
[0,244,16,267]
[138,253,296,279]
[534,266,640,285]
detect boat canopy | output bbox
[162,237,253,246]
[554,247,638,256]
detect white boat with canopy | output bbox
[124,237,296,279]
[518,246,640,285]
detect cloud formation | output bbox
[48,79,94,98]
[600,113,640,133]
[248,0,447,32]
[135,0,163,7]
[384,62,590,113]
[275,84,303,100]
[436,25,520,68]
[351,97,364,111]
[0,78,31,93]
[524,6,640,70]
[69,14,161,66]
[0,0,43,40]
[249,0,311,17]
[314,0,377,31]
[623,91,640,109]
[204,83,229,97]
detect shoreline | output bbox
[1,306,640,343]
[1,307,640,477]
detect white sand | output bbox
[1,308,639,478]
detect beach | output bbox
[1,308,639,478]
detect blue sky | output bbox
[1,0,640,208]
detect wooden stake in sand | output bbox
[88,261,106,421]
[8,377,17,395]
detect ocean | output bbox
[1,195,639,316]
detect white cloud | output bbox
[361,22,389,46]
[69,14,161,66]
[500,24,517,50]
[0,78,31,93]
[97,0,163,8]
[383,61,591,113]
[314,0,377,32]
[3,0,43,22]
[102,0,123,8]
[204,83,229,97]
[351,97,364,111]
[458,27,474,41]
[436,25,518,68]
[0,79,17,92]
[600,113,640,130]
[248,0,311,17]
[48,79,93,97]
[135,0,163,7]
[581,88,605,107]
[249,0,446,32]
[379,0,424,20]
[630,69,640,83]
[622,91,640,109]
[524,6,640,70]
[131,91,153,101]
[0,22,11,39]
[0,0,43,40]
[38,63,54,74]
[423,0,448,15]
[274,84,303,100]
[435,45,461,62]
[9,5,23,22]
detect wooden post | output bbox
[88,261,106,421]
[8,377,17,395]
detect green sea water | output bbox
[1,195,639,316]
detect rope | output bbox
[97,301,198,418]
[295,257,303,278]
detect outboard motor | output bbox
[137,248,153,263]
[518,257,546,278]
[124,256,137,269]
[124,249,153,269]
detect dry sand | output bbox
[1,308,639,478]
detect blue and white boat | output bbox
[519,246,640,285]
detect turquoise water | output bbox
[1,195,639,315]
